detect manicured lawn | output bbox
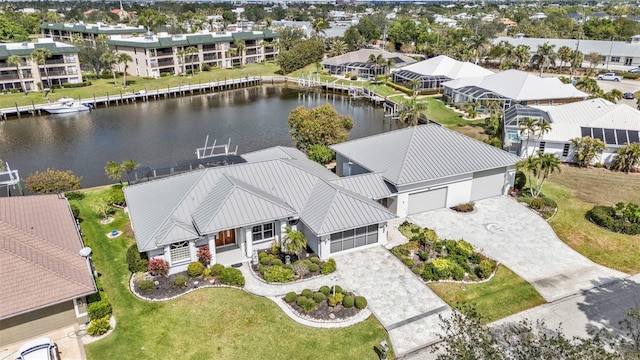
[428,266,546,324]
[545,165,640,274]
[419,97,485,128]
[73,187,392,360]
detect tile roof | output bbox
[0,195,96,319]
[330,124,520,187]
[397,55,494,79]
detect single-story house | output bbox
[330,124,521,217]
[321,49,416,79]
[442,69,588,110]
[124,146,396,275]
[0,195,96,346]
[392,55,494,91]
[504,98,640,164]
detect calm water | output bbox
[0,86,399,188]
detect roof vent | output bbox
[79,247,92,257]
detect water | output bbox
[0,86,400,188]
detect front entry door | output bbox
[216,229,235,247]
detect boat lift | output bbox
[195,136,238,160]
[0,162,23,196]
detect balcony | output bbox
[246,49,261,56]
[157,59,175,67]
[40,70,78,77]
[45,59,67,65]
[203,53,223,61]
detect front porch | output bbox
[215,245,250,267]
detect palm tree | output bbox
[330,38,348,57]
[575,76,602,97]
[557,45,573,68]
[514,45,531,70]
[519,118,538,158]
[611,143,640,173]
[105,160,122,184]
[398,95,427,126]
[518,152,561,198]
[185,46,198,74]
[312,18,328,37]
[121,159,139,172]
[100,51,118,87]
[116,53,133,88]
[530,42,557,76]
[283,226,306,262]
[602,89,623,103]
[367,53,386,79]
[30,48,52,96]
[233,40,246,69]
[385,58,395,75]
[6,55,26,94]
[177,47,187,76]
[533,120,551,152]
[468,34,490,65]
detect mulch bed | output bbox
[286,293,361,321]
[133,271,214,300]
[251,249,326,282]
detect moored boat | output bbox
[42,98,91,114]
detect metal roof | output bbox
[242,146,338,180]
[329,173,395,199]
[124,152,395,252]
[108,30,277,49]
[504,104,553,127]
[330,124,520,187]
[0,41,78,58]
[40,22,147,35]
[397,55,493,79]
[494,36,640,58]
[321,49,416,67]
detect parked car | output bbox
[597,73,623,81]
[16,337,58,360]
[623,92,635,100]
[629,67,640,74]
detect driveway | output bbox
[333,247,451,357]
[409,196,626,302]
[0,325,86,360]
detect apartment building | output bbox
[41,22,147,44]
[107,30,279,77]
[0,39,82,92]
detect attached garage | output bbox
[407,187,448,215]
[470,168,505,201]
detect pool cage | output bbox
[503,104,552,154]
[391,70,451,91]
[125,156,246,185]
[323,62,387,79]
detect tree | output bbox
[277,38,324,74]
[276,26,306,51]
[6,55,26,93]
[91,196,112,220]
[557,45,573,68]
[233,40,246,69]
[514,45,531,70]
[602,89,623,103]
[586,52,602,69]
[311,18,329,37]
[307,144,335,164]
[342,26,366,51]
[575,76,602,97]
[30,48,52,95]
[121,159,139,172]
[329,38,349,57]
[398,95,428,126]
[25,169,82,194]
[104,161,122,184]
[367,53,385,78]
[611,143,640,174]
[530,42,557,76]
[355,15,384,43]
[468,34,490,65]
[74,34,112,77]
[570,137,607,167]
[288,103,353,152]
[519,118,539,158]
[100,51,118,87]
[518,152,561,198]
[116,53,132,88]
[283,226,307,261]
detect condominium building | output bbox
[41,22,147,44]
[107,30,279,78]
[0,39,82,92]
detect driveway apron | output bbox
[409,196,626,302]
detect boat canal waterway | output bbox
[0,85,401,188]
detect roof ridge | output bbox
[224,174,295,211]
[310,182,339,234]
[396,126,420,184]
[197,175,237,234]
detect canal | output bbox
[0,85,401,188]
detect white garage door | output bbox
[470,168,505,201]
[408,187,448,214]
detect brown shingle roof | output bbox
[0,194,96,319]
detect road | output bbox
[595,78,639,107]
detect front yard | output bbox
[72,187,391,360]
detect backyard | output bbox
[72,187,392,360]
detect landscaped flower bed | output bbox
[393,221,497,282]
[587,202,640,235]
[516,192,558,219]
[283,285,367,321]
[252,249,336,283]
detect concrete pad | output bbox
[409,196,626,302]
[0,325,86,360]
[333,247,451,357]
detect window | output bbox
[562,143,570,157]
[170,241,190,264]
[252,222,274,243]
[539,142,546,152]
[611,56,620,63]
[330,225,379,253]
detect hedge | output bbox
[587,205,640,235]
[126,244,148,273]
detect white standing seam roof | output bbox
[494,36,640,58]
[531,98,640,142]
[321,49,416,68]
[329,173,395,199]
[442,70,588,101]
[397,55,494,79]
[242,146,338,180]
[330,124,520,187]
[124,154,396,252]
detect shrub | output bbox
[451,202,475,213]
[296,296,307,307]
[203,268,212,277]
[456,240,474,258]
[126,244,148,273]
[197,246,212,266]
[310,256,320,264]
[342,295,355,308]
[173,275,187,287]
[211,264,224,277]
[283,264,293,270]
[308,263,319,272]
[107,187,125,205]
[138,279,154,292]
[187,262,204,277]
[301,297,317,312]
[331,285,343,295]
[432,258,454,279]
[514,171,527,190]
[263,266,294,283]
[271,239,281,255]
[313,292,325,303]
[220,267,245,287]
[258,251,268,259]
[65,191,85,200]
[88,299,112,320]
[402,257,415,267]
[292,262,309,278]
[477,259,496,279]
[148,258,169,277]
[350,75,358,80]
[87,316,110,336]
[319,285,331,296]
[451,263,465,280]
[588,204,640,235]
[307,144,335,164]
[422,262,439,281]
[530,197,544,210]
[469,253,481,264]
[285,292,297,303]
[272,258,283,266]
[417,251,430,262]
[328,293,344,307]
[260,256,271,265]
[301,289,313,298]
[355,296,367,310]
[321,258,336,275]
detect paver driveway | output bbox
[409,196,626,302]
[334,247,451,357]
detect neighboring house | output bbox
[321,49,416,79]
[124,146,395,275]
[40,22,147,44]
[0,194,96,346]
[504,98,640,164]
[442,69,588,110]
[108,30,279,77]
[494,35,640,68]
[0,39,82,92]
[392,55,493,92]
[331,125,520,217]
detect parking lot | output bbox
[596,78,640,107]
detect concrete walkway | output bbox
[409,196,626,302]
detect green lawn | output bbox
[428,266,546,324]
[73,187,392,360]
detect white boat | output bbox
[42,98,91,114]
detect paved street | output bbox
[409,196,626,302]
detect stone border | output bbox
[129,275,243,302]
[423,263,500,285]
[248,262,328,285]
[81,315,117,345]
